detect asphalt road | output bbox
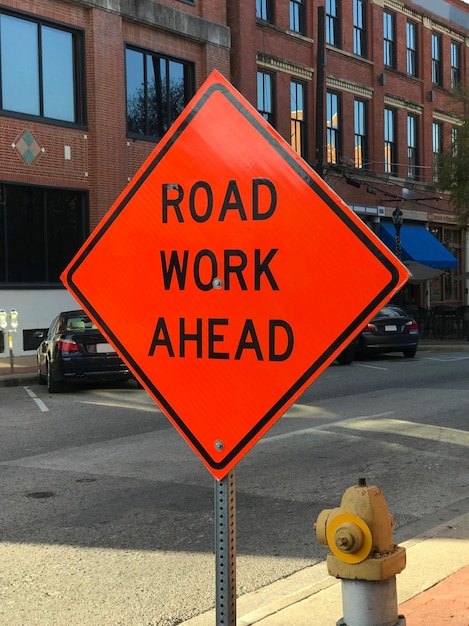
[1,350,469,625]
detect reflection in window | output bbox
[407,114,418,179]
[354,99,367,168]
[406,21,418,77]
[291,81,306,158]
[383,11,395,69]
[0,184,87,284]
[257,71,275,126]
[256,0,274,22]
[451,42,460,90]
[126,47,194,140]
[290,0,305,34]
[432,33,442,86]
[326,91,340,164]
[384,108,396,175]
[326,0,340,48]
[353,0,366,57]
[432,121,442,182]
[0,12,83,123]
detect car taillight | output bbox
[58,339,79,352]
[405,319,419,332]
[364,322,377,332]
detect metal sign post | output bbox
[215,471,237,625]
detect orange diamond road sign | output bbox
[62,70,408,479]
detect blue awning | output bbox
[379,223,458,269]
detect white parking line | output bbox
[353,363,389,371]
[23,386,49,412]
[420,355,469,362]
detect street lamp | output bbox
[392,207,404,260]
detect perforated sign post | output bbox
[62,70,408,624]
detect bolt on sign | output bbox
[62,70,408,480]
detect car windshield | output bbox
[376,305,406,319]
[65,316,98,331]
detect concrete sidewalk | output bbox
[179,512,469,626]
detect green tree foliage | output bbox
[436,90,469,228]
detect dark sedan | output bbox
[37,309,134,392]
[356,304,419,358]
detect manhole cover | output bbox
[26,491,55,499]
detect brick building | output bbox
[239,0,469,310]
[0,0,230,353]
[0,0,468,354]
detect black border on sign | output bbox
[65,81,401,473]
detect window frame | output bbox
[383,10,395,69]
[406,20,418,77]
[0,182,89,286]
[289,0,306,35]
[432,32,442,86]
[353,0,367,58]
[451,41,461,90]
[0,9,86,127]
[290,80,307,159]
[256,0,274,23]
[384,107,397,175]
[326,90,341,164]
[354,98,368,168]
[432,121,442,182]
[407,114,419,180]
[125,44,195,141]
[257,70,275,127]
[326,0,341,48]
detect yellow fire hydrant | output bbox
[314,479,406,626]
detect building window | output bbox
[326,0,340,48]
[432,121,442,182]
[291,81,307,158]
[0,183,88,284]
[0,11,85,124]
[257,71,275,126]
[326,91,341,164]
[451,42,461,90]
[384,108,396,175]
[430,226,461,303]
[383,11,395,69]
[451,126,458,156]
[290,0,305,34]
[354,99,367,168]
[406,21,418,77]
[256,0,274,23]
[407,114,418,179]
[353,0,366,57]
[432,33,442,86]
[126,46,194,140]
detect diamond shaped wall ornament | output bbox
[62,70,409,479]
[14,130,42,164]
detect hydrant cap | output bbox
[326,513,373,564]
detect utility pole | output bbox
[315,6,326,179]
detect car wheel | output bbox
[47,362,62,393]
[336,346,355,365]
[403,348,416,358]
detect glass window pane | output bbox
[46,189,85,281]
[1,14,40,115]
[168,60,185,126]
[126,48,145,134]
[5,186,46,282]
[42,26,75,121]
